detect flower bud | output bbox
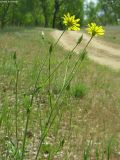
[41,31,45,39]
[77,34,83,44]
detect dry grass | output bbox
[0,27,120,159]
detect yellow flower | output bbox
[62,13,80,31]
[86,23,105,36]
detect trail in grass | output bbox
[51,30,120,69]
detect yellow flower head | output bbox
[86,23,105,36]
[62,13,80,31]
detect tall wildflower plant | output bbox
[34,13,105,159]
[3,13,105,160]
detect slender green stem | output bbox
[43,56,67,85]
[35,30,66,160]
[53,36,93,123]
[35,34,93,160]
[84,36,93,51]
[15,69,19,148]
[62,42,79,88]
[35,54,49,90]
[64,36,94,86]
[21,111,30,160]
[68,94,73,141]
[48,46,52,110]
[21,54,48,160]
[43,42,79,88]
[62,58,69,88]
[52,37,94,117]
[35,38,82,160]
[53,30,65,49]
[14,55,19,148]
[34,31,66,92]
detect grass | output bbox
[72,83,87,98]
[0,27,120,160]
[102,26,120,44]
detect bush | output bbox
[72,83,87,98]
[23,13,34,25]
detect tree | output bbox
[85,1,99,24]
[0,0,85,28]
[0,2,10,29]
[40,0,52,27]
[52,0,84,28]
[98,0,120,24]
[52,0,64,28]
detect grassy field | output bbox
[0,27,120,160]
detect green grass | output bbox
[72,83,87,98]
[0,27,120,160]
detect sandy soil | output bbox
[51,30,120,69]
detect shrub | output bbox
[72,83,87,98]
[23,13,34,25]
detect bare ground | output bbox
[51,30,120,69]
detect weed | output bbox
[0,26,120,160]
[72,83,87,98]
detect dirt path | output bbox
[51,30,120,69]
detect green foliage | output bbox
[6,140,22,159]
[0,0,84,29]
[98,0,120,25]
[85,2,100,24]
[72,83,87,98]
[23,13,34,25]
[0,0,120,28]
